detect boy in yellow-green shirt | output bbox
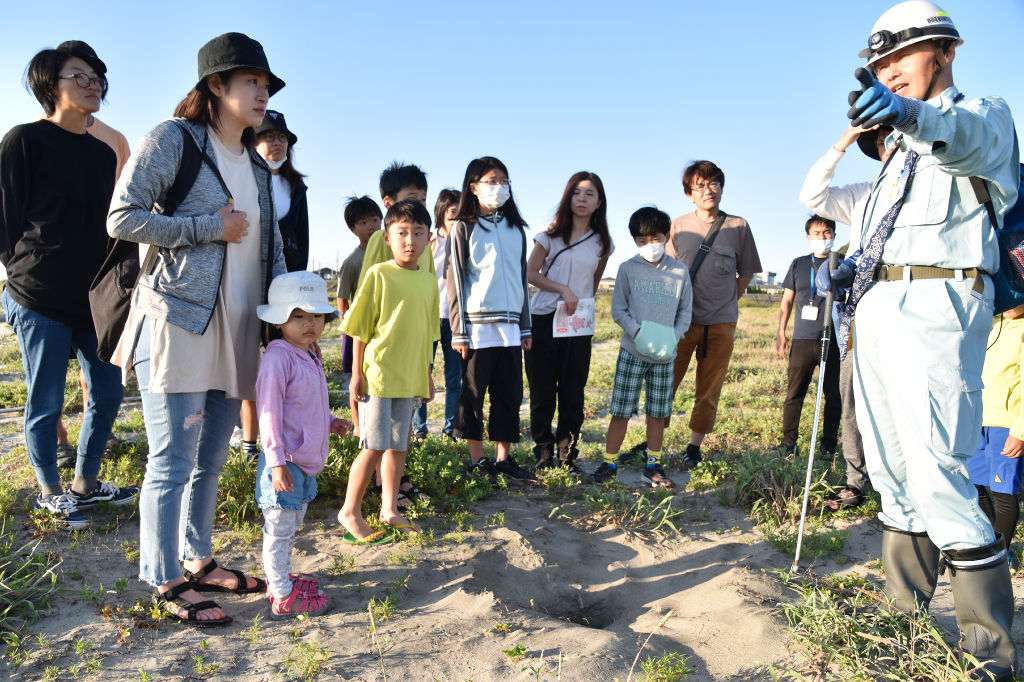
[338,201,439,543]
[968,303,1024,559]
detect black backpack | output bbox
[90,123,203,363]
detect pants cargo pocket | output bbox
[928,366,984,463]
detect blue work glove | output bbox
[847,68,920,130]
[816,250,860,292]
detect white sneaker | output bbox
[35,492,90,529]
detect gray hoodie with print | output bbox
[612,254,693,364]
[107,118,285,336]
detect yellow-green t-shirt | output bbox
[357,229,435,288]
[342,261,440,398]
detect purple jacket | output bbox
[256,340,342,475]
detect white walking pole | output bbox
[792,251,839,571]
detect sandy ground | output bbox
[3,448,1024,680]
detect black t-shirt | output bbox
[0,120,115,330]
[782,253,832,340]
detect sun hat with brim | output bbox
[856,126,893,161]
[257,271,338,324]
[254,110,297,146]
[196,32,285,96]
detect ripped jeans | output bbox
[134,320,240,586]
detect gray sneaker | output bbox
[35,492,90,529]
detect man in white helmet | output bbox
[835,1,1019,678]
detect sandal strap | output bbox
[187,600,222,617]
[224,567,247,591]
[156,585,224,618]
[182,558,219,583]
[160,581,194,601]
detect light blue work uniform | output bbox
[852,86,1019,550]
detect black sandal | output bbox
[399,475,430,503]
[183,558,266,594]
[154,582,232,628]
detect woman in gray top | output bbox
[107,32,286,627]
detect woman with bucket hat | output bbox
[107,32,287,627]
[237,110,310,461]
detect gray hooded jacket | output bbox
[107,118,285,335]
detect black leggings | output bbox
[975,485,1020,549]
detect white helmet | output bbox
[860,1,963,69]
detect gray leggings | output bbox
[262,505,307,599]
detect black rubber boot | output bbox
[942,537,1017,681]
[557,437,582,475]
[880,526,940,613]
[533,443,556,470]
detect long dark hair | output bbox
[433,188,461,236]
[277,153,306,196]
[453,156,528,229]
[548,171,611,258]
[173,70,255,148]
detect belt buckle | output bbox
[874,264,889,281]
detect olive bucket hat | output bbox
[196,32,285,96]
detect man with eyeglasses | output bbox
[837,2,1018,678]
[660,160,761,471]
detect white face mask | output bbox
[476,183,510,211]
[809,238,834,254]
[262,155,286,170]
[638,242,665,263]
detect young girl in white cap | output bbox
[256,271,350,618]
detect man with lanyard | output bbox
[836,2,1018,677]
[774,216,840,460]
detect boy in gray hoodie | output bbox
[592,207,692,488]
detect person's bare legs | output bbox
[380,448,417,530]
[467,438,485,464]
[605,416,629,456]
[339,449,383,539]
[494,441,512,462]
[57,416,69,445]
[646,416,665,452]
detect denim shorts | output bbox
[256,453,318,510]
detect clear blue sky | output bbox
[2,0,1021,279]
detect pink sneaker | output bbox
[269,587,329,620]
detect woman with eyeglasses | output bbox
[235,112,309,462]
[107,32,286,627]
[0,41,136,531]
[446,156,533,484]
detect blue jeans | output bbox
[134,320,240,586]
[2,288,123,489]
[412,318,462,436]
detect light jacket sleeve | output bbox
[799,146,873,227]
[446,220,471,345]
[611,264,640,338]
[903,93,1019,212]
[674,265,694,340]
[256,348,290,469]
[107,120,225,248]
[519,227,532,339]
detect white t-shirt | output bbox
[271,173,291,222]
[433,233,449,319]
[145,128,262,399]
[530,227,612,315]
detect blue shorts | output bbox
[967,426,1024,495]
[256,453,318,510]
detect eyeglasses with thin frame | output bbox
[59,73,106,89]
[691,180,722,194]
[258,131,290,144]
[477,179,510,187]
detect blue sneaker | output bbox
[35,492,90,529]
[67,481,139,509]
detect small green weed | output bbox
[640,651,693,680]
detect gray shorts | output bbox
[358,396,418,451]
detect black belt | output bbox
[872,265,984,294]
